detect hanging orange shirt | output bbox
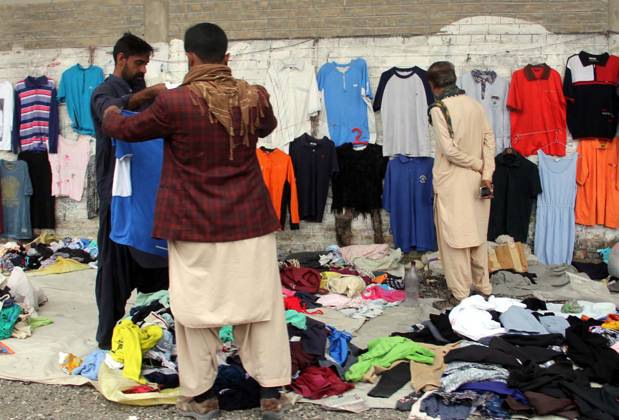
[575,138,619,228]
[257,147,300,229]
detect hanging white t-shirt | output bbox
[0,81,14,151]
[261,59,321,152]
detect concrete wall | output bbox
[0,1,610,50]
[0,7,617,260]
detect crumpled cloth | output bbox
[73,349,107,381]
[327,274,366,297]
[340,244,391,263]
[362,284,406,303]
[109,319,163,383]
[328,327,352,365]
[5,267,47,310]
[285,310,307,329]
[291,366,354,399]
[441,361,509,392]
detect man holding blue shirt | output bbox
[90,33,169,350]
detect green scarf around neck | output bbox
[428,85,465,139]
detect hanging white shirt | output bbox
[0,81,15,151]
[261,59,321,153]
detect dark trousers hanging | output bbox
[18,151,55,229]
[335,208,384,246]
[95,202,169,349]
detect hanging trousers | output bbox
[335,208,384,246]
[95,202,169,349]
[435,210,492,300]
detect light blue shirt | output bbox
[57,64,104,135]
[317,58,372,146]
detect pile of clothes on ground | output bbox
[390,294,619,419]
[62,241,619,419]
[0,267,53,345]
[281,243,408,320]
[423,235,619,301]
[0,234,97,275]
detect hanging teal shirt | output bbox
[57,64,104,135]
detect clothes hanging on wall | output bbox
[575,138,619,228]
[257,147,300,230]
[0,80,14,151]
[383,156,436,252]
[317,58,373,146]
[331,143,387,214]
[111,128,168,258]
[534,151,577,265]
[289,133,338,223]
[563,51,619,140]
[0,159,32,239]
[459,70,511,155]
[507,64,566,157]
[57,64,105,136]
[488,150,542,242]
[373,66,433,157]
[12,76,59,154]
[48,135,91,201]
[17,150,55,229]
[261,60,321,152]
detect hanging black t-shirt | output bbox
[289,134,338,222]
[332,143,387,213]
[488,151,542,242]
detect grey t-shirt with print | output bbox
[1,160,32,239]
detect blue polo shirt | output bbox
[57,64,104,135]
[110,111,167,257]
[383,156,437,252]
[317,58,372,146]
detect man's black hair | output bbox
[112,32,154,64]
[184,23,228,63]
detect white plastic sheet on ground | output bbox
[0,270,98,385]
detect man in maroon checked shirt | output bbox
[102,22,290,420]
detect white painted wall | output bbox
[0,16,616,260]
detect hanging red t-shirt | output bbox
[507,64,567,157]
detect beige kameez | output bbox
[168,233,291,396]
[431,95,496,300]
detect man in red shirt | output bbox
[103,23,290,419]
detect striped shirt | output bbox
[12,76,59,153]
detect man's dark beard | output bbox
[121,66,146,91]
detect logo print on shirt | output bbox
[419,175,427,184]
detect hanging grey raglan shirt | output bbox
[373,67,434,157]
[459,70,511,154]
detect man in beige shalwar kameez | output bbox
[427,62,496,308]
[102,23,291,419]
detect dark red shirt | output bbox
[103,84,280,243]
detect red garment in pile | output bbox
[283,296,323,315]
[291,366,354,399]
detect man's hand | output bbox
[481,179,494,199]
[126,83,167,110]
[103,105,121,119]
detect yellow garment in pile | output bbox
[29,257,90,276]
[601,320,619,331]
[110,319,163,383]
[327,274,366,297]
